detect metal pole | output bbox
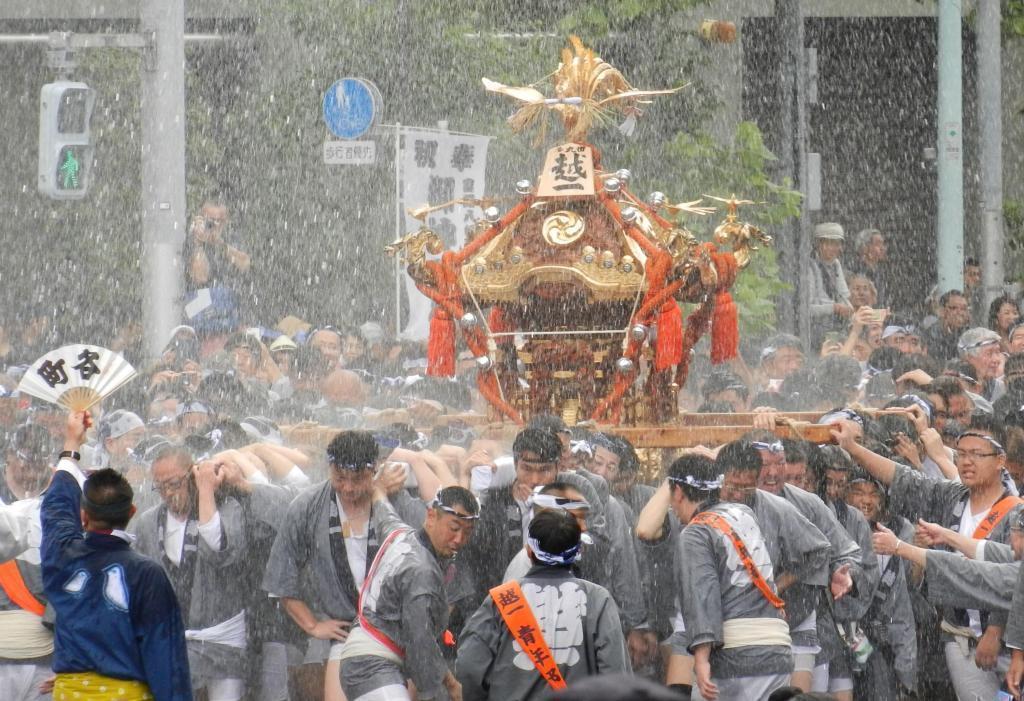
[796,21,811,347]
[977,0,1004,307]
[395,122,403,338]
[139,0,186,358]
[775,0,799,333]
[936,0,965,294]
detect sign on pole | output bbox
[398,126,490,340]
[323,140,376,165]
[322,77,380,165]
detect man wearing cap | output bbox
[808,222,853,344]
[958,327,1007,403]
[667,454,793,700]
[457,509,630,700]
[834,421,1023,700]
[923,290,972,363]
[844,228,888,307]
[340,485,480,701]
[262,430,406,701]
[41,410,191,701]
[0,423,57,700]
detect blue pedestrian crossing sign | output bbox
[322,78,379,139]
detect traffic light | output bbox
[38,81,95,200]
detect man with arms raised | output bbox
[835,420,1022,700]
[262,430,406,701]
[41,410,190,701]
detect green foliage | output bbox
[1005,0,1024,37]
[651,121,801,336]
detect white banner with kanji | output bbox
[398,127,490,340]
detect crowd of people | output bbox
[3,209,1024,701]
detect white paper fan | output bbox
[17,344,137,411]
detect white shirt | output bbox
[957,504,990,637]
[335,496,368,589]
[163,511,222,566]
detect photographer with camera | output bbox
[183,199,252,339]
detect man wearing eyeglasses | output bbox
[835,420,1023,700]
[340,486,479,701]
[132,443,250,701]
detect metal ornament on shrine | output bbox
[385,36,774,430]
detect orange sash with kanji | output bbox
[691,511,785,610]
[972,495,1024,540]
[0,560,45,616]
[489,580,567,691]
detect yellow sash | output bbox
[53,672,153,701]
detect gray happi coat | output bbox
[679,502,793,680]
[355,528,454,699]
[456,564,630,701]
[887,462,1022,634]
[132,495,248,631]
[261,481,405,621]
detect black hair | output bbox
[325,430,379,471]
[989,295,1020,331]
[893,353,943,384]
[926,376,968,409]
[291,346,331,381]
[667,453,719,503]
[968,414,1007,448]
[527,414,570,436]
[781,438,809,464]
[512,428,563,463]
[434,485,480,516]
[83,467,134,529]
[589,433,640,475]
[697,400,738,414]
[867,346,903,371]
[528,509,581,558]
[716,440,764,475]
[540,481,578,497]
[874,411,919,444]
[701,370,749,400]
[965,258,980,268]
[939,289,966,307]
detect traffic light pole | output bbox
[140,0,187,358]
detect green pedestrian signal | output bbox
[38,81,95,200]
[58,147,81,190]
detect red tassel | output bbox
[488,306,511,335]
[655,299,683,371]
[710,290,739,364]
[427,308,456,377]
